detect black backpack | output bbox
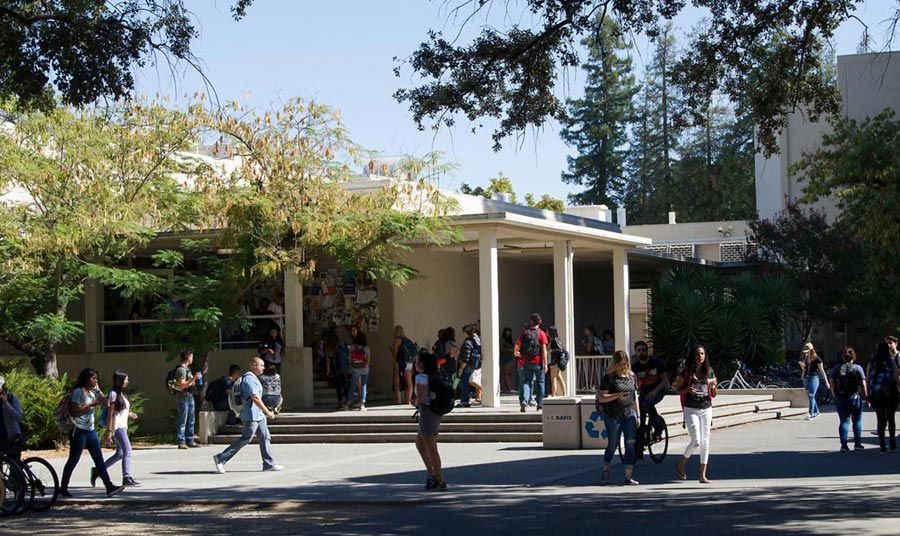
[397,337,419,365]
[165,367,181,395]
[834,363,861,396]
[204,377,228,403]
[520,327,541,359]
[429,375,455,415]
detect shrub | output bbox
[3,369,68,449]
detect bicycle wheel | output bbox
[717,380,732,389]
[23,457,59,512]
[648,422,668,463]
[0,456,27,516]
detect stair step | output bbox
[209,432,544,444]
[221,422,543,434]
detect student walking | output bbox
[867,340,899,453]
[548,326,567,397]
[500,327,517,393]
[59,368,125,498]
[213,357,283,473]
[324,330,351,410]
[830,347,868,452]
[348,326,371,411]
[457,324,482,407]
[515,313,549,412]
[96,370,140,487]
[674,347,717,484]
[393,325,418,405]
[433,327,459,381]
[597,350,640,485]
[413,352,446,491]
[799,342,830,419]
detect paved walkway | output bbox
[12,408,900,535]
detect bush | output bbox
[3,369,68,449]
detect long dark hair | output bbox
[352,331,368,347]
[110,369,129,413]
[75,368,98,390]
[440,327,456,343]
[873,341,890,363]
[502,327,514,345]
[691,347,711,378]
[417,351,438,377]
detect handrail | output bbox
[575,354,613,394]
[99,314,285,353]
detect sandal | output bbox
[601,467,610,481]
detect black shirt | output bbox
[599,373,637,417]
[633,357,666,395]
[683,369,714,409]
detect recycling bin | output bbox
[542,396,582,449]
[579,399,608,449]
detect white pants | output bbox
[683,406,712,464]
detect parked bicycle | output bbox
[718,360,783,389]
[0,452,59,516]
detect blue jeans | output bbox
[459,364,474,405]
[519,362,545,408]
[104,428,133,479]
[835,395,864,447]
[804,375,820,415]
[60,428,114,491]
[603,412,638,466]
[262,394,283,409]
[176,394,196,445]
[216,419,277,469]
[351,370,369,404]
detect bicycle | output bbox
[618,414,669,464]
[718,360,782,389]
[0,452,27,516]
[0,452,58,515]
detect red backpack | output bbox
[350,347,369,369]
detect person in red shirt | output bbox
[514,313,549,412]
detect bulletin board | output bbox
[303,268,379,335]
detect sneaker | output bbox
[810,413,820,420]
[434,481,447,491]
[840,445,850,453]
[425,477,436,490]
[177,443,188,450]
[520,404,526,413]
[187,443,201,448]
[106,485,125,498]
[90,467,98,488]
[123,477,142,487]
[58,489,73,498]
[536,406,543,412]
[359,405,367,412]
[854,444,865,451]
[263,464,284,472]
[213,455,226,474]
[804,414,813,420]
[458,402,471,408]
[623,478,640,486]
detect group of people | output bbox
[319,325,373,410]
[799,336,900,453]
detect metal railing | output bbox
[575,354,613,394]
[98,314,285,353]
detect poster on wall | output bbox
[303,269,379,336]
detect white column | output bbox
[83,279,101,354]
[553,240,576,395]
[479,228,501,408]
[612,247,631,355]
[284,269,312,408]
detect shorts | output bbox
[500,355,516,367]
[417,405,442,437]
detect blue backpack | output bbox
[869,358,898,399]
[397,337,419,366]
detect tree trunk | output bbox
[30,347,59,379]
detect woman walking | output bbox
[799,342,829,419]
[548,326,567,397]
[867,341,898,453]
[831,347,868,452]
[392,325,416,405]
[96,370,140,487]
[501,327,517,393]
[348,326,371,411]
[674,347,717,484]
[60,368,124,498]
[413,351,446,491]
[324,330,350,410]
[596,350,640,485]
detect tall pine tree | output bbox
[560,18,639,207]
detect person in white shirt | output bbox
[268,291,285,332]
[96,370,140,487]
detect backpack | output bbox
[554,349,570,371]
[55,393,74,435]
[465,337,482,369]
[428,375,455,416]
[350,347,369,369]
[166,366,182,395]
[204,377,229,403]
[99,403,109,429]
[397,337,419,366]
[868,359,897,399]
[834,363,861,396]
[520,328,541,360]
[228,374,246,415]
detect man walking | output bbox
[213,356,283,473]
[174,349,201,449]
[515,313,549,412]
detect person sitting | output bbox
[260,362,283,414]
[205,364,242,425]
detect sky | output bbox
[135,0,898,202]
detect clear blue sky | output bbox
[135,0,897,201]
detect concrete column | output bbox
[479,227,501,408]
[612,247,631,356]
[284,269,312,408]
[553,240,576,395]
[83,279,101,354]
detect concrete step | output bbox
[209,431,544,444]
[263,412,541,425]
[220,421,544,435]
[666,406,808,438]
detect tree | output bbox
[747,202,865,346]
[524,193,565,212]
[0,1,217,109]
[460,173,517,202]
[560,17,638,207]
[395,0,874,154]
[0,100,197,377]
[794,109,900,329]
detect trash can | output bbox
[542,396,582,449]
[580,399,608,449]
